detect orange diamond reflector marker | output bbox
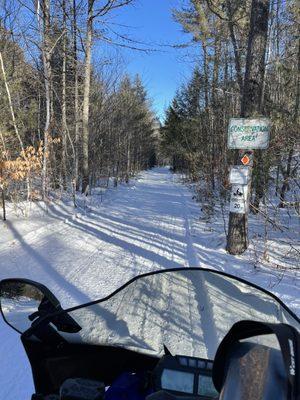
[241,155,250,165]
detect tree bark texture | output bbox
[227,0,270,255]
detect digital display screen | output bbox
[198,375,219,397]
[161,369,194,394]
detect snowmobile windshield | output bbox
[48,268,300,360]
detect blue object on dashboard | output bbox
[105,372,152,400]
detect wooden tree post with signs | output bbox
[0,161,5,221]
[226,0,270,255]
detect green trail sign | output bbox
[228,118,270,149]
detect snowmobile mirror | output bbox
[0,278,61,334]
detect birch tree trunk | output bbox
[73,0,80,191]
[210,35,221,191]
[61,0,68,189]
[37,0,52,200]
[0,52,24,150]
[81,0,94,194]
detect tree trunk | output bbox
[252,149,264,212]
[37,0,52,200]
[1,187,5,221]
[278,147,294,208]
[278,38,300,207]
[203,43,209,109]
[61,0,68,190]
[210,35,221,191]
[227,0,270,255]
[0,52,24,150]
[73,0,80,192]
[241,1,270,117]
[126,142,130,183]
[0,162,6,221]
[226,0,243,97]
[81,0,94,194]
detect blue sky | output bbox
[11,0,198,122]
[99,0,199,121]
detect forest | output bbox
[161,0,299,254]
[162,0,298,197]
[0,3,299,398]
[0,0,157,213]
[0,0,299,255]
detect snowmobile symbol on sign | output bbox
[233,187,243,197]
[229,184,249,213]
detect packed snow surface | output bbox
[62,270,298,360]
[0,167,299,400]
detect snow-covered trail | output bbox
[0,167,299,400]
[0,168,198,306]
[0,168,202,400]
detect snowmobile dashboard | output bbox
[153,355,218,399]
[31,354,219,400]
